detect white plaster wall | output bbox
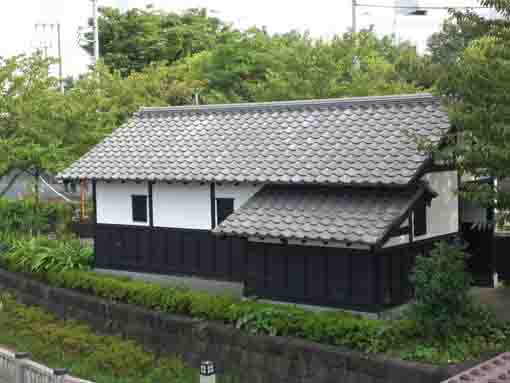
[96,182,149,226]
[152,182,262,229]
[153,182,211,229]
[384,170,459,247]
[216,184,262,209]
[416,170,459,240]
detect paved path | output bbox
[94,268,244,298]
[471,286,510,323]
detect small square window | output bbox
[216,198,234,225]
[132,195,148,223]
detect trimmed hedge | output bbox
[0,256,416,354]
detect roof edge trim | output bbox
[139,93,437,114]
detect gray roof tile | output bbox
[59,93,449,185]
[215,185,427,246]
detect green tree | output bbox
[427,18,481,66]
[436,1,510,224]
[175,29,426,104]
[0,54,199,197]
[439,35,510,222]
[0,54,68,196]
[82,7,234,77]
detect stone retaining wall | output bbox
[0,268,470,383]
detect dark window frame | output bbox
[216,198,234,225]
[414,200,427,237]
[131,195,148,223]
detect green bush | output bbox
[0,236,93,272]
[0,198,73,236]
[409,241,474,338]
[0,263,415,354]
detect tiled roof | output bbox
[442,352,510,383]
[59,93,449,186]
[214,184,429,246]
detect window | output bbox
[216,198,234,225]
[132,195,148,223]
[414,200,427,237]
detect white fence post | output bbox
[14,352,29,383]
[200,361,216,383]
[53,368,68,383]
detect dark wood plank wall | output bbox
[245,240,442,311]
[94,224,247,281]
[95,224,452,310]
[245,243,403,310]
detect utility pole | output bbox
[352,0,357,33]
[92,0,100,62]
[56,23,64,93]
[35,22,64,93]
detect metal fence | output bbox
[0,347,92,383]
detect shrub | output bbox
[409,241,474,338]
[0,236,93,273]
[0,263,416,354]
[0,198,73,236]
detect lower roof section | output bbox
[214,184,435,247]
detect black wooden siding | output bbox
[94,224,247,281]
[94,224,453,310]
[245,239,442,311]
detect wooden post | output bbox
[80,179,87,222]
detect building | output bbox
[60,93,465,311]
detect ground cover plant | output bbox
[1,235,93,272]
[0,293,194,383]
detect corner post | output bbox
[14,352,29,383]
[148,181,154,227]
[210,183,216,229]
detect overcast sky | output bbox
[0,0,490,78]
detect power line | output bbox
[355,3,488,10]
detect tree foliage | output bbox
[437,1,510,223]
[0,56,197,181]
[82,7,233,77]
[0,55,68,179]
[172,29,431,104]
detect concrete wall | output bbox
[0,268,466,383]
[385,170,459,247]
[96,181,262,229]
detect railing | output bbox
[0,347,92,383]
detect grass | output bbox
[0,293,196,383]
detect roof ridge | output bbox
[139,93,438,114]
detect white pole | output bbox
[92,0,100,62]
[352,0,357,33]
[57,23,64,93]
